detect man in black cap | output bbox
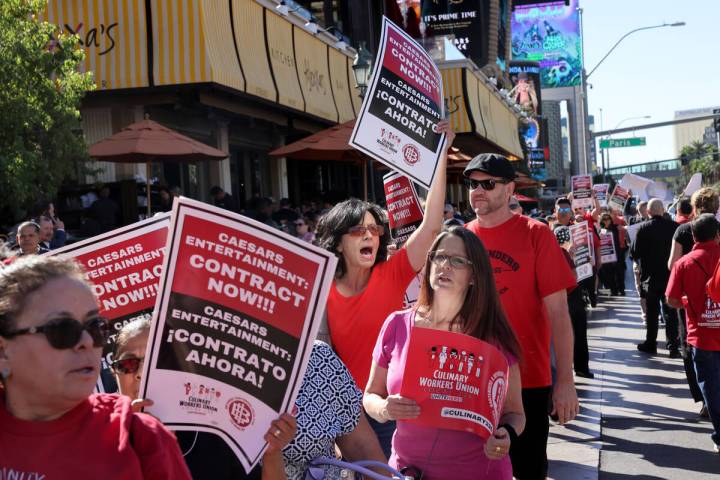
[463,153,579,479]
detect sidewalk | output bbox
[547,280,719,479]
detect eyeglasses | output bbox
[110,356,144,375]
[428,252,472,269]
[3,315,109,350]
[463,178,511,191]
[557,207,572,213]
[346,224,385,237]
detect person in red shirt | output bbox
[666,213,720,453]
[315,121,455,456]
[463,153,578,479]
[0,256,191,479]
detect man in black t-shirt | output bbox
[667,187,719,416]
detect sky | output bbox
[581,0,720,168]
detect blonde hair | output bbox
[691,187,719,215]
[0,256,88,336]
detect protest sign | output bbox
[47,214,171,392]
[383,171,424,245]
[593,184,609,208]
[140,198,337,473]
[571,175,593,210]
[599,232,617,264]
[569,222,593,281]
[350,16,446,189]
[609,185,630,212]
[400,327,509,438]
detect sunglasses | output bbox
[429,252,472,269]
[111,356,144,375]
[464,178,511,191]
[295,222,306,226]
[3,315,109,350]
[557,207,572,213]
[346,224,385,237]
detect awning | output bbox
[441,62,524,159]
[43,0,361,124]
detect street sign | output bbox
[599,137,646,149]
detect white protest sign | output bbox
[350,16,446,189]
[140,198,337,473]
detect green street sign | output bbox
[599,137,647,149]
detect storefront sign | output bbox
[569,222,592,281]
[609,185,630,212]
[400,327,509,439]
[593,184,610,208]
[350,17,446,189]
[571,175,593,210]
[511,0,582,88]
[266,10,305,111]
[140,198,336,474]
[47,214,171,392]
[600,232,617,264]
[295,28,338,122]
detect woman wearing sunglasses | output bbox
[0,256,191,478]
[315,121,455,455]
[364,227,525,479]
[113,319,384,479]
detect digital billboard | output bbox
[511,0,582,88]
[397,1,490,69]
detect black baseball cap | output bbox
[463,153,516,181]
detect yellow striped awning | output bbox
[440,64,523,158]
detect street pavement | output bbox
[547,272,720,479]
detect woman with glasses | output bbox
[363,226,525,479]
[315,121,455,455]
[0,256,191,478]
[113,319,383,480]
[294,216,316,243]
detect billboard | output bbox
[511,0,582,88]
[397,1,490,69]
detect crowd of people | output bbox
[2,126,720,477]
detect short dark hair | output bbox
[209,186,223,195]
[678,198,693,216]
[555,197,571,209]
[315,198,389,278]
[691,213,719,243]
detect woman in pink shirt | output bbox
[363,226,525,479]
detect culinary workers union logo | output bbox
[226,397,255,430]
[402,144,420,166]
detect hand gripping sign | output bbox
[350,16,446,189]
[400,328,510,439]
[593,184,609,208]
[139,197,337,474]
[46,213,171,393]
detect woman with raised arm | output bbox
[315,121,455,454]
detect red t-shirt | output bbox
[0,393,191,479]
[666,241,720,351]
[328,248,417,390]
[466,215,576,388]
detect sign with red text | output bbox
[569,221,592,281]
[47,214,171,392]
[571,175,593,210]
[600,232,617,264]
[400,327,509,439]
[383,171,424,245]
[593,183,609,208]
[140,198,337,474]
[609,185,630,212]
[350,16,446,189]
